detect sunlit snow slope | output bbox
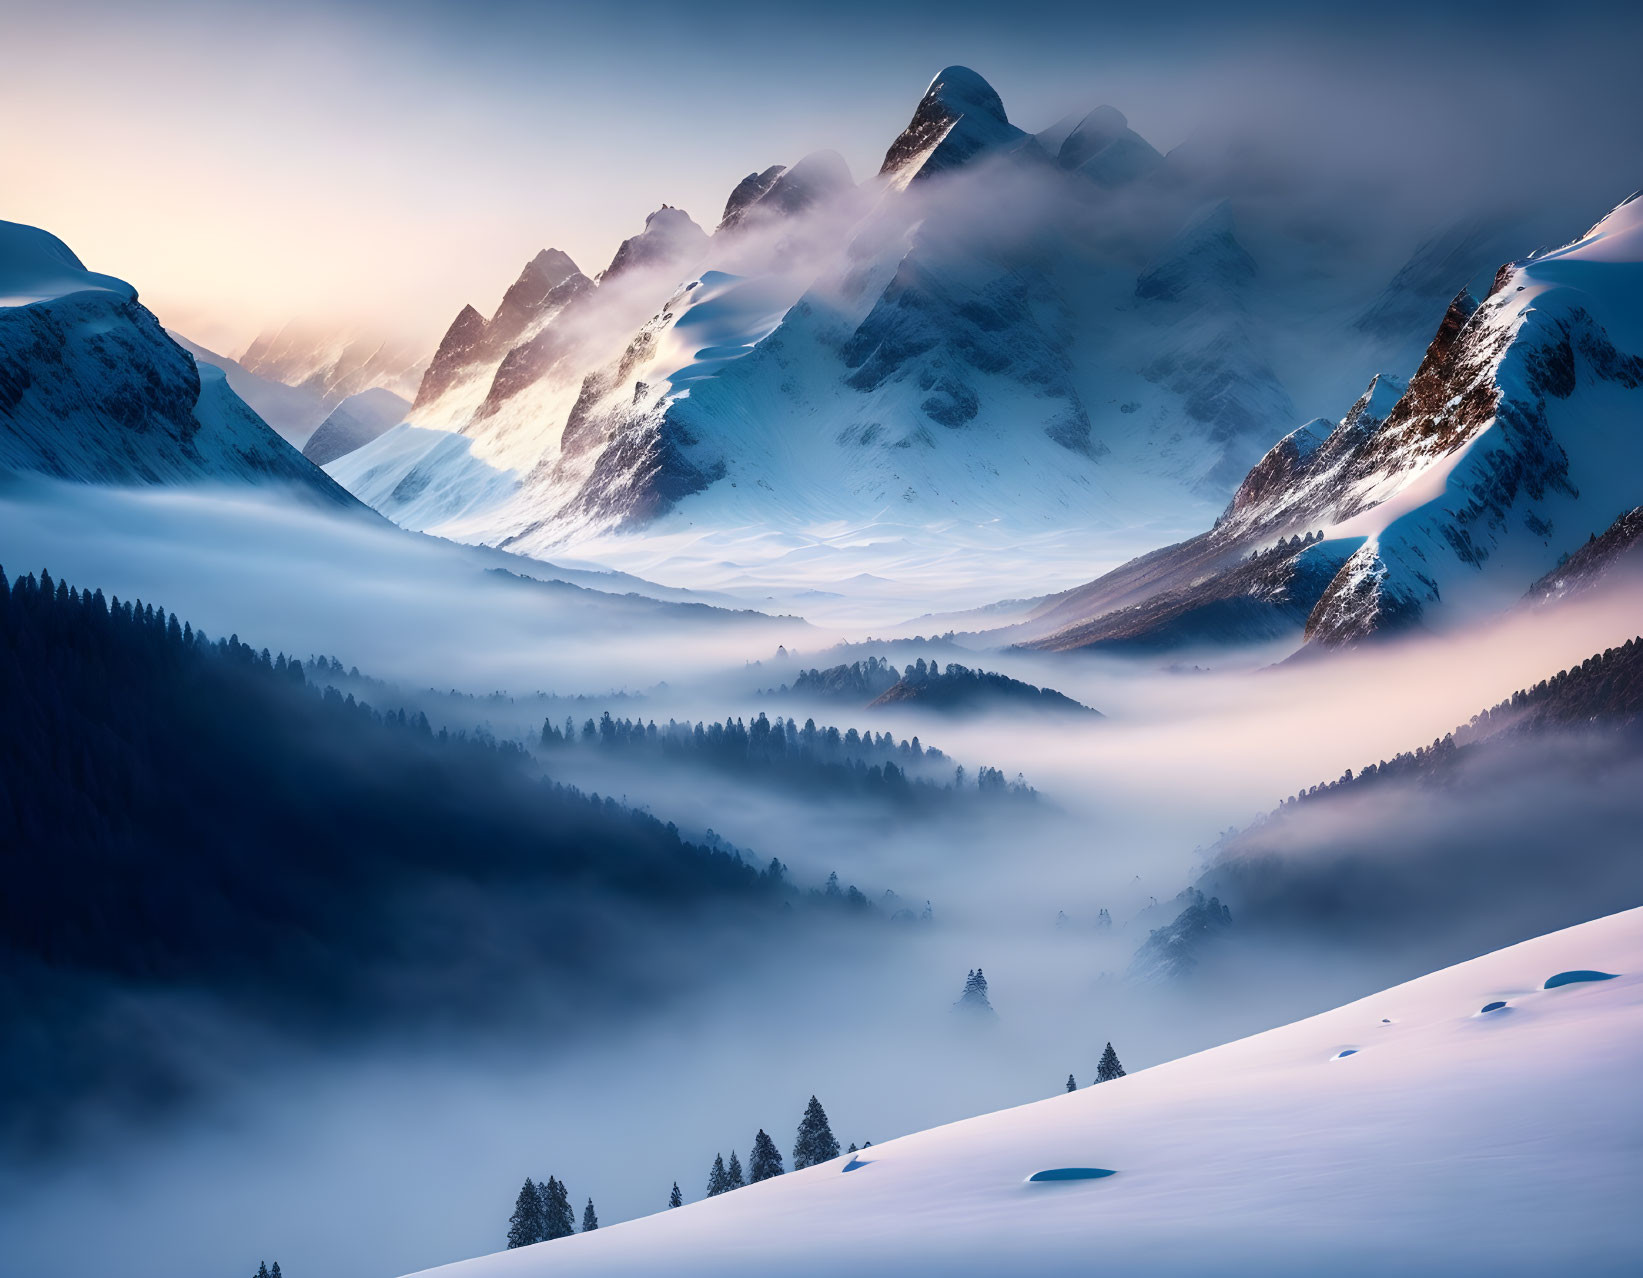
[410,908,1643,1277]
[1009,191,1643,651]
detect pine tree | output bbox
[954,967,996,1016]
[507,1178,544,1248]
[749,1128,784,1181]
[1066,1073,1077,1092]
[256,1265,271,1278]
[270,1266,282,1278]
[669,1182,683,1208]
[707,1153,729,1196]
[726,1150,746,1189]
[792,1095,840,1169]
[582,1199,599,1232]
[542,1176,576,1239]
[1096,1042,1126,1083]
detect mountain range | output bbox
[996,192,1643,651]
[323,66,1494,583]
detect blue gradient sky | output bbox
[5,0,1639,351]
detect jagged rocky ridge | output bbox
[1003,192,1643,652]
[327,65,1401,557]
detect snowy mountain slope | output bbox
[877,65,1029,184]
[1006,192,1643,651]
[411,909,1643,1278]
[1527,505,1643,603]
[0,221,358,504]
[328,65,1387,605]
[301,386,410,466]
[171,332,332,446]
[1053,105,1163,188]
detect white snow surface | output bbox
[1,221,356,501]
[1332,193,1643,625]
[0,219,134,307]
[411,908,1643,1277]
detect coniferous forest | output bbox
[0,566,876,1145]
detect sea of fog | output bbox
[4,477,1641,1278]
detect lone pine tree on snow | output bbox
[749,1128,785,1181]
[793,1095,841,1169]
[1066,1073,1077,1092]
[507,1178,545,1248]
[582,1199,599,1232]
[954,967,996,1016]
[668,1182,683,1208]
[1096,1042,1127,1083]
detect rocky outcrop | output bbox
[1007,193,1643,653]
[601,207,708,281]
[412,250,593,411]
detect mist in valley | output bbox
[5,475,1640,1278]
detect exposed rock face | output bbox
[720,166,786,230]
[719,153,855,233]
[238,322,424,407]
[1005,193,1643,653]
[601,206,708,281]
[488,249,585,349]
[413,304,489,410]
[879,65,1026,180]
[412,250,595,412]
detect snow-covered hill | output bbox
[1007,192,1643,651]
[323,66,1440,607]
[409,909,1643,1277]
[0,221,358,504]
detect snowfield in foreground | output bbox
[412,909,1643,1277]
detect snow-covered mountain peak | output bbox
[1340,371,1406,436]
[0,219,135,307]
[719,166,787,231]
[1054,105,1163,187]
[1,219,360,503]
[488,249,589,347]
[718,152,855,234]
[879,65,1026,183]
[921,65,1008,122]
[601,206,709,281]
